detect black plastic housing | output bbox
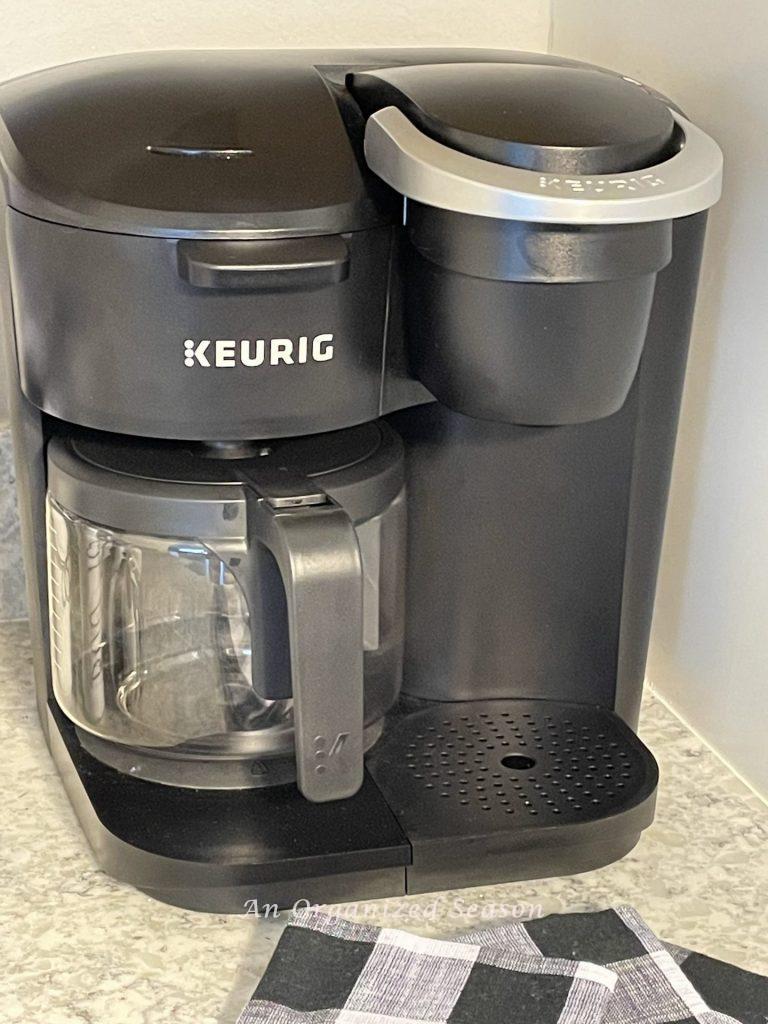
[0,50,689,435]
[392,213,707,723]
[0,49,715,912]
[8,213,393,439]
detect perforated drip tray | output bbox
[366,698,659,893]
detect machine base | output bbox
[46,697,658,913]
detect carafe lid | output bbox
[47,422,403,539]
[66,422,384,486]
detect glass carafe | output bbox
[46,423,406,800]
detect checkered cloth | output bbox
[468,906,766,1024]
[237,907,767,1024]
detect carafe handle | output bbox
[240,464,365,803]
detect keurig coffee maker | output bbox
[0,50,722,911]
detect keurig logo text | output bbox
[183,335,335,368]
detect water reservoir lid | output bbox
[350,63,679,174]
[0,51,393,236]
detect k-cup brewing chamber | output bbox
[356,62,720,424]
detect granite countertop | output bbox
[0,618,766,1024]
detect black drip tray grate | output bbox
[366,699,658,845]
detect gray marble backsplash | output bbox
[0,425,27,620]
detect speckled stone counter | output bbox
[0,619,765,1024]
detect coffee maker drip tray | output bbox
[365,699,658,894]
[48,696,657,911]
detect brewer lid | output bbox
[360,62,722,225]
[350,63,679,175]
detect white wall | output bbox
[0,1,549,82]
[552,1,768,798]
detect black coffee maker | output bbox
[0,50,721,911]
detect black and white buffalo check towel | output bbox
[238,909,617,1024]
[468,905,767,1024]
[237,907,767,1024]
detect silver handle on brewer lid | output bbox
[363,106,723,224]
[239,463,365,803]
